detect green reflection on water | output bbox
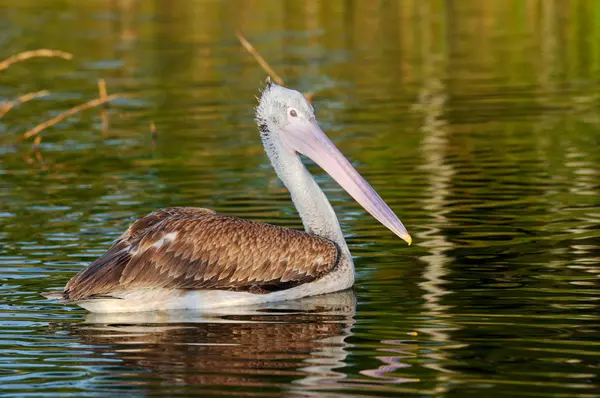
[1,0,599,397]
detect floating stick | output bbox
[22,94,123,140]
[0,90,50,118]
[98,79,109,136]
[236,32,314,103]
[150,121,157,151]
[0,49,72,72]
[236,32,285,86]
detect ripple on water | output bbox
[1,2,600,397]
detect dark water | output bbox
[1,1,600,397]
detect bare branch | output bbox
[0,90,50,118]
[236,32,285,86]
[150,121,157,151]
[0,49,73,72]
[98,79,109,136]
[22,94,124,140]
[32,135,42,150]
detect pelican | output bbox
[43,80,411,313]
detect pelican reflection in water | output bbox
[43,79,411,312]
[65,291,356,391]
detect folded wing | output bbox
[63,207,340,301]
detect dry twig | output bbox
[32,135,42,150]
[22,94,123,140]
[0,90,50,118]
[34,150,45,166]
[236,32,314,103]
[98,79,109,136]
[150,121,157,151]
[31,136,45,167]
[236,32,285,86]
[98,79,108,99]
[0,49,72,72]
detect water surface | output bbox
[1,1,599,397]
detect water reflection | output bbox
[62,291,356,394]
[413,1,459,387]
[2,1,600,397]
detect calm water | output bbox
[1,1,600,397]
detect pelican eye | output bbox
[289,109,298,117]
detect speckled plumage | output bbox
[59,207,340,302]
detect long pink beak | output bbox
[280,118,412,245]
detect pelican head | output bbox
[255,79,412,245]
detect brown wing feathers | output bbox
[64,207,339,301]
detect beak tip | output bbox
[400,232,412,246]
